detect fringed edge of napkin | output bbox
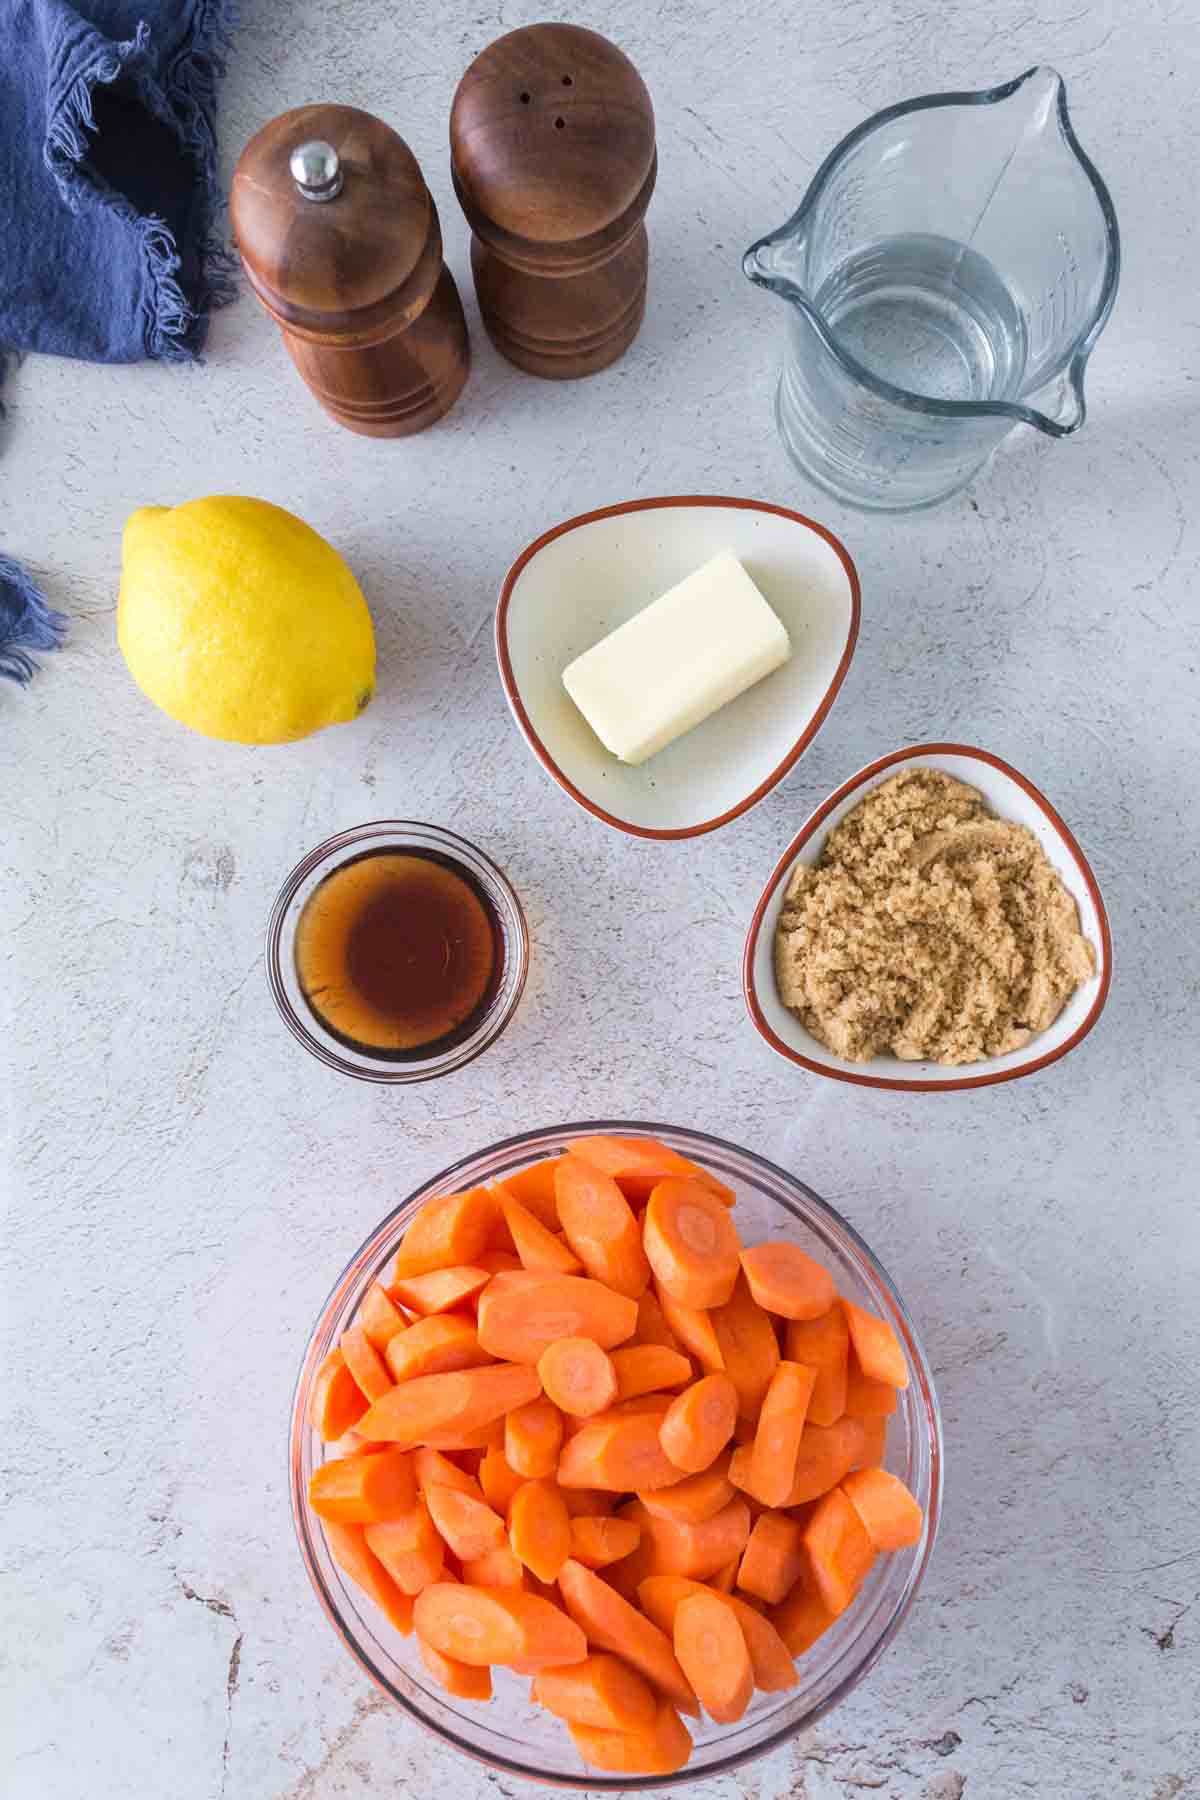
[0,553,69,686]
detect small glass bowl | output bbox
[265,821,529,1084]
[290,1121,943,1786]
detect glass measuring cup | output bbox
[744,67,1120,511]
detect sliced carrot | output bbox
[736,1510,806,1605]
[740,1242,836,1321]
[496,1159,563,1231]
[365,1500,445,1595]
[632,1286,686,1354]
[785,1306,850,1426]
[605,1394,673,1417]
[309,1448,415,1525]
[638,1577,797,1694]
[417,1634,492,1700]
[673,1592,752,1724]
[786,1417,865,1504]
[801,1486,876,1616]
[749,1361,817,1507]
[557,1558,698,1714]
[393,1188,495,1279]
[638,1452,734,1524]
[325,1520,414,1635]
[509,1479,572,1583]
[496,1185,583,1275]
[475,1272,637,1364]
[560,1486,614,1519]
[359,1280,409,1351]
[569,1516,641,1569]
[463,1546,526,1589]
[569,1701,693,1775]
[357,1364,542,1446]
[611,1343,692,1402]
[479,1444,526,1514]
[310,1348,368,1442]
[853,1416,889,1468]
[841,1468,923,1551]
[426,1484,507,1562]
[532,1652,657,1731]
[841,1298,910,1389]
[566,1135,734,1207]
[538,1338,618,1418]
[659,1374,739,1474]
[422,1418,507,1452]
[622,1496,750,1581]
[770,1576,838,1656]
[476,1249,522,1277]
[384,1313,491,1382]
[844,1355,900,1417]
[558,1412,686,1493]
[391,1266,491,1316]
[505,1397,563,1479]
[711,1273,780,1419]
[554,1156,651,1299]
[412,1446,479,1495]
[413,1582,586,1670]
[655,1287,725,1371]
[643,1179,741,1310]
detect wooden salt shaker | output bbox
[450,24,656,379]
[230,105,469,436]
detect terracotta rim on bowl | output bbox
[743,743,1113,1092]
[494,495,862,841]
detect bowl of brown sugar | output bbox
[743,745,1111,1092]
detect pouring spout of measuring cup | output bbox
[742,227,811,306]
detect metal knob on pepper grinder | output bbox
[450,23,656,379]
[230,104,470,436]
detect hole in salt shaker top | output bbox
[554,117,565,129]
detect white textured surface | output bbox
[2,2,1198,1797]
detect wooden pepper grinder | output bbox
[230,105,469,436]
[450,24,656,379]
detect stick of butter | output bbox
[561,549,792,766]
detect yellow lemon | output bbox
[117,496,376,744]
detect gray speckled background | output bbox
[2,2,1198,1796]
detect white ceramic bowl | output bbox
[495,496,860,839]
[743,744,1112,1091]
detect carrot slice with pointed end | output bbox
[532,1653,657,1731]
[655,1287,725,1371]
[479,1444,526,1514]
[568,1516,641,1570]
[496,1160,562,1231]
[711,1274,780,1419]
[555,1157,651,1299]
[569,1701,693,1775]
[844,1354,900,1417]
[417,1634,492,1700]
[412,1446,480,1496]
[538,1338,618,1418]
[770,1576,838,1656]
[309,1448,415,1525]
[503,1395,563,1479]
[557,1559,698,1714]
[611,1344,692,1402]
[643,1179,741,1310]
[463,1546,525,1589]
[749,1361,817,1506]
[359,1281,409,1351]
[413,1582,586,1670]
[475,1272,637,1364]
[510,1480,572,1583]
[384,1313,491,1382]
[801,1487,875,1616]
[566,1135,734,1207]
[393,1188,496,1280]
[325,1521,415,1634]
[390,1266,491,1316]
[310,1349,369,1442]
[638,1577,798,1694]
[638,1452,734,1524]
[621,1497,751,1580]
[632,1287,686,1354]
[853,1416,889,1468]
[841,1468,923,1551]
[785,1306,850,1426]
[496,1186,583,1275]
[841,1298,910,1389]
[736,1510,806,1604]
[558,1413,685,1493]
[673,1592,752,1724]
[740,1243,836,1321]
[365,1501,445,1595]
[357,1364,542,1446]
[426,1484,507,1562]
[659,1374,738,1474]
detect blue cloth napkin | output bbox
[0,0,238,682]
